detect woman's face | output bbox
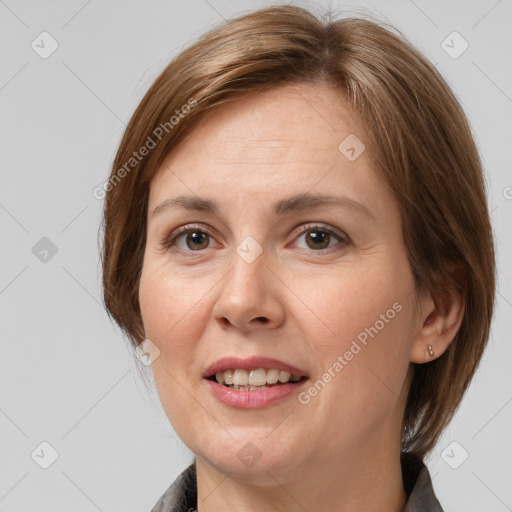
[139,81,420,480]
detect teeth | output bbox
[267,368,279,384]
[213,368,304,387]
[249,368,267,386]
[278,371,291,383]
[231,384,269,390]
[233,369,249,386]
[224,369,234,385]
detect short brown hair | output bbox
[100,5,496,460]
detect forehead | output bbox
[171,82,356,161]
[148,82,389,215]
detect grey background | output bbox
[1,0,511,510]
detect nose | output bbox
[212,245,285,333]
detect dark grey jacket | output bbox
[151,451,444,511]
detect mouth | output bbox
[203,356,310,391]
[206,369,308,390]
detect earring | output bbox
[428,344,434,357]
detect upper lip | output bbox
[203,356,309,378]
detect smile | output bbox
[203,356,310,408]
[208,368,306,389]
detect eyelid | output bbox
[161,221,350,253]
[161,223,217,250]
[289,222,350,246]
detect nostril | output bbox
[256,317,268,323]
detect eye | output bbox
[291,223,349,253]
[161,222,350,254]
[162,224,215,252]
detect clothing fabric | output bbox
[150,451,444,512]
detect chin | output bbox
[195,433,308,483]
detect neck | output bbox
[195,430,407,512]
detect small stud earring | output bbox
[428,344,434,357]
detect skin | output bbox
[139,81,464,512]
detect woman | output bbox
[100,5,496,511]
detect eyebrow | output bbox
[151,192,374,220]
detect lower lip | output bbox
[205,378,308,409]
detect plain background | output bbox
[1,0,511,510]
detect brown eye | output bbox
[304,229,332,250]
[183,231,210,250]
[293,224,348,253]
[163,225,215,252]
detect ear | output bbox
[410,262,466,363]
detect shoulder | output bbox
[150,461,197,512]
[401,451,444,512]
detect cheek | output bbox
[300,262,414,413]
[299,261,412,347]
[138,266,206,423]
[139,265,206,433]
[139,261,204,345]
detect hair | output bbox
[100,4,496,460]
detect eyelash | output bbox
[161,222,350,255]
